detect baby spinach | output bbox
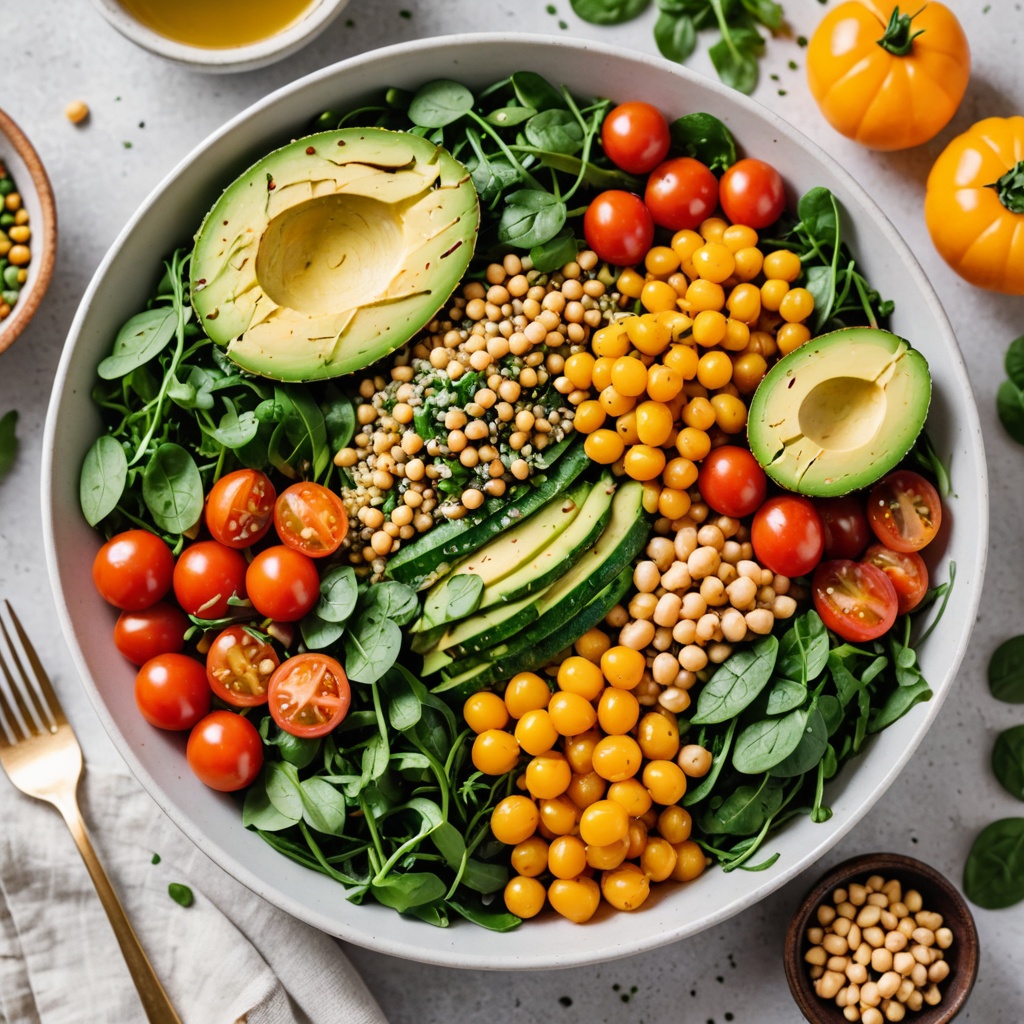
[571,0,651,23]
[97,307,177,381]
[963,818,1024,909]
[141,442,204,534]
[997,334,1024,445]
[691,635,778,724]
[733,707,808,774]
[669,112,737,173]
[992,725,1024,801]
[989,636,1024,703]
[0,409,16,482]
[167,883,194,908]
[80,434,128,526]
[700,776,783,836]
[776,611,829,685]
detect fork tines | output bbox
[0,600,63,743]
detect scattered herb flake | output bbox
[151,853,161,865]
[168,882,194,907]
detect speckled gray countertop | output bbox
[2,1,1023,1021]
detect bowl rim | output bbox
[88,0,349,71]
[783,851,981,1024]
[0,107,57,357]
[41,32,990,969]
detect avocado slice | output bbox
[747,327,931,497]
[191,127,479,382]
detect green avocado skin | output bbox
[190,127,479,382]
[746,327,931,498]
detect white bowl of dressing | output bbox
[90,0,350,73]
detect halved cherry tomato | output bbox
[273,481,349,558]
[718,158,786,229]
[697,446,767,518]
[135,653,210,731]
[186,711,263,792]
[816,494,871,560]
[172,540,248,619]
[862,543,929,615]
[245,545,320,623]
[114,602,189,666]
[583,191,655,267]
[644,157,718,231]
[268,653,351,738]
[750,495,824,578]
[205,468,276,549]
[601,101,671,175]
[866,470,942,553]
[812,559,898,642]
[93,530,174,611]
[205,625,280,707]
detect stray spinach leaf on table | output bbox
[0,409,19,482]
[992,725,1024,801]
[963,818,1024,909]
[988,636,1024,703]
[997,335,1024,445]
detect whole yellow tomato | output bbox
[807,1,969,151]
[925,117,1024,295]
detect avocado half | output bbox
[747,327,931,497]
[190,127,479,382]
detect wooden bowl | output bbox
[0,107,57,357]
[784,853,979,1024]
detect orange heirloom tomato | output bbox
[925,117,1024,295]
[807,1,969,151]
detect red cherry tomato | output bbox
[600,101,671,175]
[273,481,349,558]
[812,559,899,643]
[205,625,280,707]
[268,653,351,739]
[186,711,264,792]
[245,545,320,623]
[113,602,189,666]
[172,541,248,619]
[866,470,943,553]
[205,468,276,549]
[583,191,655,267]
[862,544,930,616]
[719,158,786,229]
[697,446,768,518]
[644,157,719,231]
[92,530,174,611]
[750,495,825,578]
[816,494,872,560]
[134,653,210,731]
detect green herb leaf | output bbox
[371,872,448,912]
[486,105,538,127]
[692,635,779,724]
[141,442,203,534]
[765,678,807,716]
[408,80,474,128]
[733,708,809,774]
[344,612,403,683]
[669,112,736,173]
[997,380,1024,445]
[709,35,760,95]
[444,574,485,621]
[511,72,566,112]
[570,0,651,25]
[1004,335,1024,389]
[168,883,194,908]
[362,581,419,625]
[0,409,17,482]
[530,228,580,274]
[963,818,1024,909]
[769,707,829,778]
[314,566,359,623]
[498,189,567,249]
[701,777,783,835]
[988,636,1024,703]
[79,434,128,525]
[300,777,348,836]
[525,109,585,155]
[777,611,829,686]
[993,725,1024,801]
[265,760,305,820]
[654,12,698,63]
[243,774,300,831]
[97,307,177,380]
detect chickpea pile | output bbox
[606,490,799,713]
[570,218,813,522]
[332,251,621,576]
[806,875,954,1022]
[0,165,31,321]
[466,638,714,924]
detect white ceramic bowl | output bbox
[42,34,988,969]
[90,0,349,73]
[0,108,57,357]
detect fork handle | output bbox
[53,793,184,1024]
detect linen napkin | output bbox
[0,767,389,1024]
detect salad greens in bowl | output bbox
[41,34,986,968]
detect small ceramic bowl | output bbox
[785,853,979,1024]
[0,108,57,358]
[89,0,350,73]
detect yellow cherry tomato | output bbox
[591,735,643,782]
[641,837,678,882]
[607,777,653,817]
[525,752,572,800]
[636,712,681,761]
[511,835,550,877]
[601,862,651,911]
[565,729,601,774]
[579,798,630,846]
[635,401,674,447]
[547,834,588,880]
[925,116,1024,294]
[643,759,688,805]
[538,795,579,836]
[584,428,625,465]
[600,645,646,690]
[573,399,606,434]
[514,708,559,756]
[807,1,969,151]
[657,804,693,845]
[490,794,539,845]
[504,672,551,719]
[548,690,598,736]
[558,655,606,700]
[548,877,601,923]
[623,444,666,482]
[504,875,547,918]
[472,729,521,775]
[567,769,607,810]
[646,363,683,403]
[463,691,509,734]
[597,687,641,735]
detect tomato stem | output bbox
[876,6,926,57]
[988,160,1024,215]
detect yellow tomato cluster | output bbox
[466,641,709,924]
[570,219,813,519]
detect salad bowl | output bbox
[41,34,987,969]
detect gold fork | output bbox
[0,600,183,1024]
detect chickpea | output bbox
[677,744,712,777]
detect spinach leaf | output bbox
[448,897,522,932]
[530,228,580,274]
[571,0,652,25]
[777,611,829,686]
[264,761,305,821]
[989,636,1024,703]
[765,679,806,716]
[344,611,403,683]
[444,574,485,621]
[733,708,808,774]
[362,581,419,625]
[371,872,447,912]
[97,307,177,380]
[486,105,537,128]
[0,409,17,482]
[669,112,736,173]
[207,397,259,449]
[321,384,356,452]
[692,635,778,724]
[868,677,931,732]
[701,776,783,836]
[709,33,759,95]
[299,611,345,651]
[408,80,474,128]
[992,725,1024,800]
[141,443,203,534]
[963,818,1024,909]
[655,12,698,63]
[1005,334,1024,389]
[511,72,565,113]
[243,773,300,831]
[300,777,347,836]
[525,109,584,155]
[498,189,567,249]
[769,707,828,778]
[314,566,359,623]
[79,434,128,525]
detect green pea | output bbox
[2,290,19,306]
[0,179,13,197]
[0,214,14,227]
[2,266,19,289]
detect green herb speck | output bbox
[788,60,798,71]
[559,19,568,28]
[168,883,193,908]
[123,141,132,149]
[151,853,161,865]
[546,3,556,12]
[778,89,788,96]
[399,8,412,17]
[797,35,808,47]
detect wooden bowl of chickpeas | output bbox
[0,107,57,356]
[784,853,979,1024]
